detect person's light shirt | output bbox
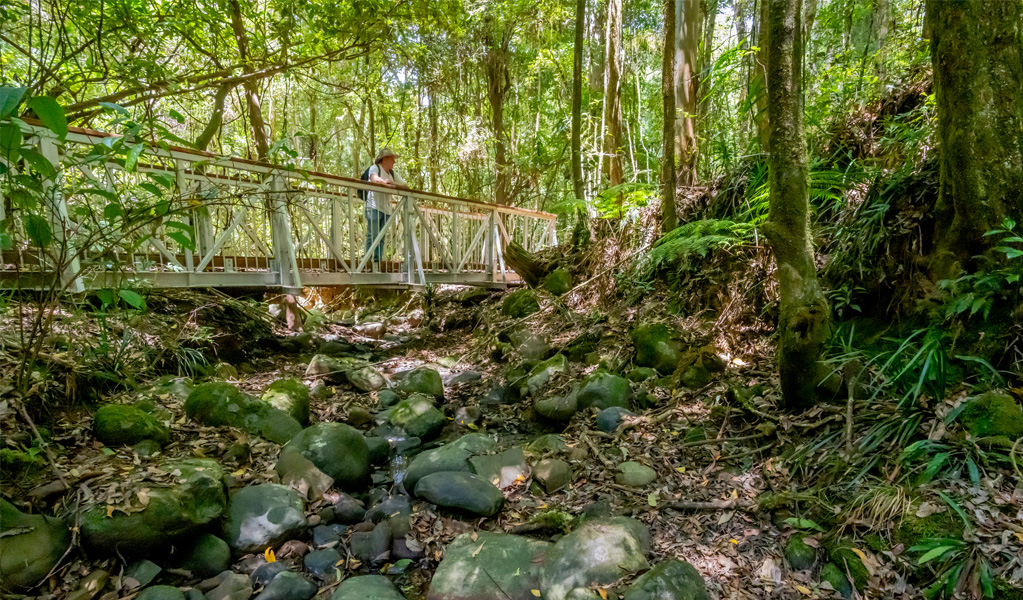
[365,164,406,215]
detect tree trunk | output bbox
[228,0,270,160]
[662,0,679,232]
[602,0,624,188]
[675,0,701,185]
[733,0,751,148]
[764,0,829,411]
[571,0,586,201]
[429,85,439,193]
[752,0,771,153]
[485,27,512,205]
[926,0,1023,278]
[193,84,234,152]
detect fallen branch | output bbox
[579,432,615,469]
[665,499,753,511]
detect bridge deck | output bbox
[1,122,557,293]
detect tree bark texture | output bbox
[485,26,512,205]
[675,0,701,185]
[926,0,1023,277]
[764,0,829,411]
[602,0,624,187]
[753,0,771,153]
[228,0,270,160]
[662,0,679,232]
[571,0,586,201]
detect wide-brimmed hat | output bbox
[375,147,400,163]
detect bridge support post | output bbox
[485,212,495,283]
[38,136,84,293]
[269,171,303,329]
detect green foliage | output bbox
[938,219,1023,322]
[641,219,753,275]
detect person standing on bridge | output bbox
[364,147,409,272]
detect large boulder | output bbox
[332,575,405,600]
[402,433,498,492]
[177,533,231,578]
[347,366,387,393]
[94,404,170,447]
[388,393,446,440]
[81,459,227,554]
[502,289,540,318]
[630,324,683,375]
[414,472,505,517]
[596,406,635,433]
[257,571,317,600]
[428,532,551,600]
[223,484,307,554]
[576,370,631,410]
[622,558,710,600]
[614,462,657,487]
[519,354,568,397]
[469,447,529,489]
[261,379,311,426]
[185,382,302,444]
[0,500,70,591]
[542,268,573,296]
[533,459,572,493]
[395,366,444,399]
[534,393,579,422]
[540,517,651,600]
[785,536,817,571]
[503,329,551,361]
[958,391,1023,439]
[277,423,370,491]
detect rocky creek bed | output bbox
[2,287,1021,600]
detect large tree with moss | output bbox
[764,0,829,411]
[926,0,1023,279]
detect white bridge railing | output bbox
[1,122,558,292]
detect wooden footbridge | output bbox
[1,122,557,294]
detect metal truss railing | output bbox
[0,122,558,292]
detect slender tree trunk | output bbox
[228,0,270,160]
[698,0,718,139]
[734,0,751,148]
[485,27,512,205]
[764,0,829,411]
[675,0,701,185]
[662,0,678,232]
[753,0,771,153]
[429,85,439,193]
[603,0,624,188]
[308,90,319,169]
[926,0,1023,278]
[571,0,586,201]
[194,84,234,151]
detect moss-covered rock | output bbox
[576,370,631,410]
[957,391,1023,439]
[403,433,498,492]
[0,500,70,591]
[185,382,301,444]
[894,511,964,550]
[540,517,651,600]
[784,536,817,571]
[502,289,540,318]
[534,394,579,422]
[630,323,683,374]
[277,422,370,492]
[261,378,311,425]
[223,483,307,554]
[389,393,446,439]
[395,366,444,399]
[828,545,869,592]
[427,532,550,600]
[520,353,568,397]
[542,268,573,296]
[0,449,43,480]
[94,404,170,447]
[81,459,227,554]
[820,562,853,598]
[622,558,710,600]
[627,367,657,382]
[177,533,230,578]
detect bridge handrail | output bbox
[24,119,556,222]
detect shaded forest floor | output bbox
[1,274,1022,600]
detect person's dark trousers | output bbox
[364,207,390,263]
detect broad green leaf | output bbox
[118,289,145,310]
[783,517,825,532]
[0,122,22,165]
[167,231,195,251]
[164,220,194,234]
[95,289,114,308]
[0,230,13,251]
[99,102,129,115]
[24,214,52,247]
[27,96,68,140]
[168,109,185,123]
[917,545,954,565]
[139,182,163,196]
[0,87,27,118]
[125,143,144,172]
[103,203,123,220]
[20,147,57,179]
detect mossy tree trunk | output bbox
[764,0,829,411]
[661,0,678,232]
[926,0,1023,279]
